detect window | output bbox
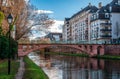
[105,13,109,18]
[118,0,120,5]
[109,6,112,12]
[97,13,99,18]
[91,15,93,20]
[94,14,96,19]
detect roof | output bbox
[98,0,120,13]
[71,5,98,19]
[65,18,70,21]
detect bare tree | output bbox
[15,1,54,40]
[0,0,54,40]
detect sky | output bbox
[30,0,113,21]
[28,0,113,39]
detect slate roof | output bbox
[71,5,98,19]
[97,0,120,13]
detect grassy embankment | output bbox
[45,52,120,60]
[94,55,120,60]
[23,56,49,79]
[0,60,19,79]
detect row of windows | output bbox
[91,13,110,20]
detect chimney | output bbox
[89,3,92,7]
[98,2,102,9]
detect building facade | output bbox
[63,3,98,43]
[45,32,62,43]
[91,0,120,44]
[63,0,120,44]
[62,18,70,42]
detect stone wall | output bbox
[105,45,120,55]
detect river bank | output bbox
[44,52,120,60]
[28,52,120,79]
[0,59,19,79]
[23,56,49,79]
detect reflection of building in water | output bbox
[104,60,120,79]
[61,57,104,79]
[39,53,120,79]
[62,69,103,79]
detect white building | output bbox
[62,18,70,43]
[90,0,120,44]
[63,3,98,43]
[63,0,120,44]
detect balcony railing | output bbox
[100,29,112,31]
[100,35,112,38]
[100,23,112,26]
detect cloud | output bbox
[29,20,64,39]
[25,0,29,3]
[35,10,54,14]
[48,20,64,33]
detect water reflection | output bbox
[28,52,120,79]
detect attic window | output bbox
[97,13,99,18]
[94,15,96,19]
[105,13,109,18]
[115,2,118,5]
[118,0,120,5]
[104,10,107,12]
[109,6,112,12]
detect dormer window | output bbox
[94,14,97,19]
[109,6,112,12]
[104,9,107,12]
[115,2,118,5]
[97,13,99,18]
[105,13,109,18]
[118,0,120,5]
[91,15,93,20]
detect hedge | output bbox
[0,35,18,59]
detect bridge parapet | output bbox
[18,44,106,57]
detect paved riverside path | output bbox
[15,57,25,79]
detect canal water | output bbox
[28,52,120,79]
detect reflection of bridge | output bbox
[18,43,105,57]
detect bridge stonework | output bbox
[18,44,107,57]
[105,45,120,55]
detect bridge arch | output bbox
[18,44,105,56]
[97,46,103,55]
[90,46,93,52]
[19,44,85,56]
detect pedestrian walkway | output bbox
[15,57,25,79]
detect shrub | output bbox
[0,36,18,59]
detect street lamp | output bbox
[7,13,13,75]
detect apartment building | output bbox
[63,3,98,43]
[91,0,120,44]
[45,32,62,42]
[62,18,70,42]
[63,0,120,44]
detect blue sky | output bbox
[30,0,112,20]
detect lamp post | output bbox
[7,13,13,75]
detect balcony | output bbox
[100,23,112,26]
[100,35,112,38]
[100,29,112,31]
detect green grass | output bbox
[0,59,19,79]
[94,55,120,60]
[45,52,89,57]
[45,52,120,60]
[59,52,89,57]
[23,56,49,79]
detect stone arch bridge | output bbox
[18,44,105,57]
